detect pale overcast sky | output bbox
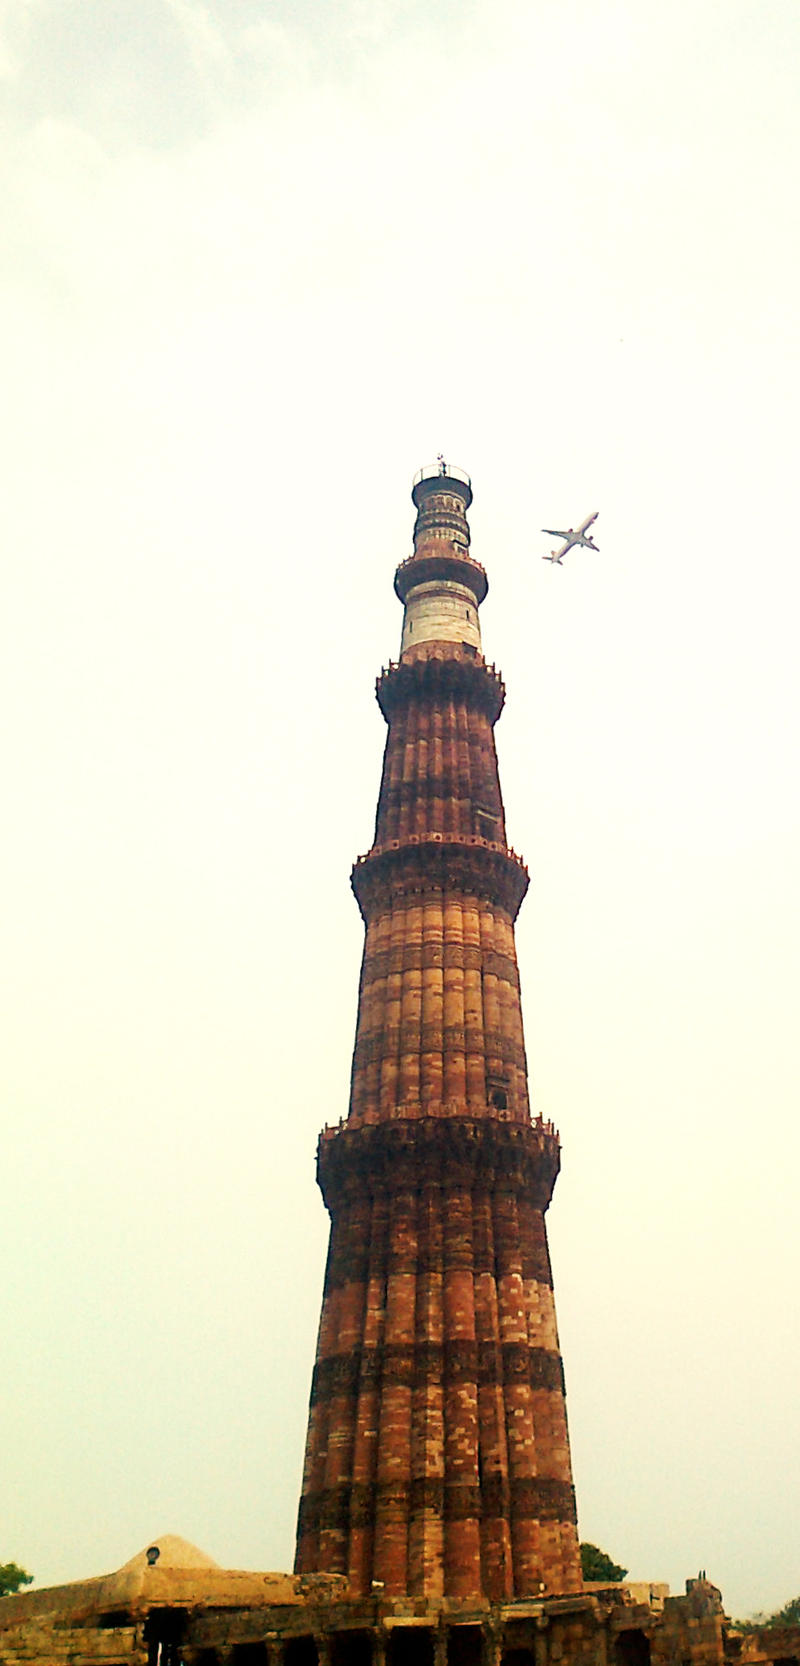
[2,0,800,1623]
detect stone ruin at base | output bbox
[2,470,790,1666]
[0,1539,743,1666]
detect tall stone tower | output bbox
[295,465,581,1606]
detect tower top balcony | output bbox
[412,458,472,500]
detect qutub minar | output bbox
[0,466,745,1666]
[295,460,581,1603]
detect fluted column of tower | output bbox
[295,466,582,1603]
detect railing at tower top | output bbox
[413,461,472,489]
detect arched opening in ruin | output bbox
[285,1638,320,1666]
[143,1608,188,1666]
[387,1628,435,1666]
[330,1631,374,1666]
[448,1625,484,1666]
[615,1630,651,1666]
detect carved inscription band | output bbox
[324,1218,553,1289]
[378,773,503,819]
[310,1341,565,1404]
[361,943,520,983]
[298,1476,577,1537]
[352,1028,527,1073]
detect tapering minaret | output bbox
[295,465,581,1604]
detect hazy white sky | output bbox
[3,0,800,1623]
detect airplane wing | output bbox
[542,528,570,539]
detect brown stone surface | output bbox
[295,472,581,1600]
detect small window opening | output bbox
[490,1088,508,1111]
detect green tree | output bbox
[760,1596,800,1628]
[0,1563,33,1598]
[581,1543,628,1584]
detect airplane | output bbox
[541,511,599,563]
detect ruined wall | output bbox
[0,1582,737,1666]
[0,1620,145,1666]
[733,1626,800,1666]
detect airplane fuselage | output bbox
[541,511,599,563]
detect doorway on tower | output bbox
[474,804,501,841]
[486,1073,511,1114]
